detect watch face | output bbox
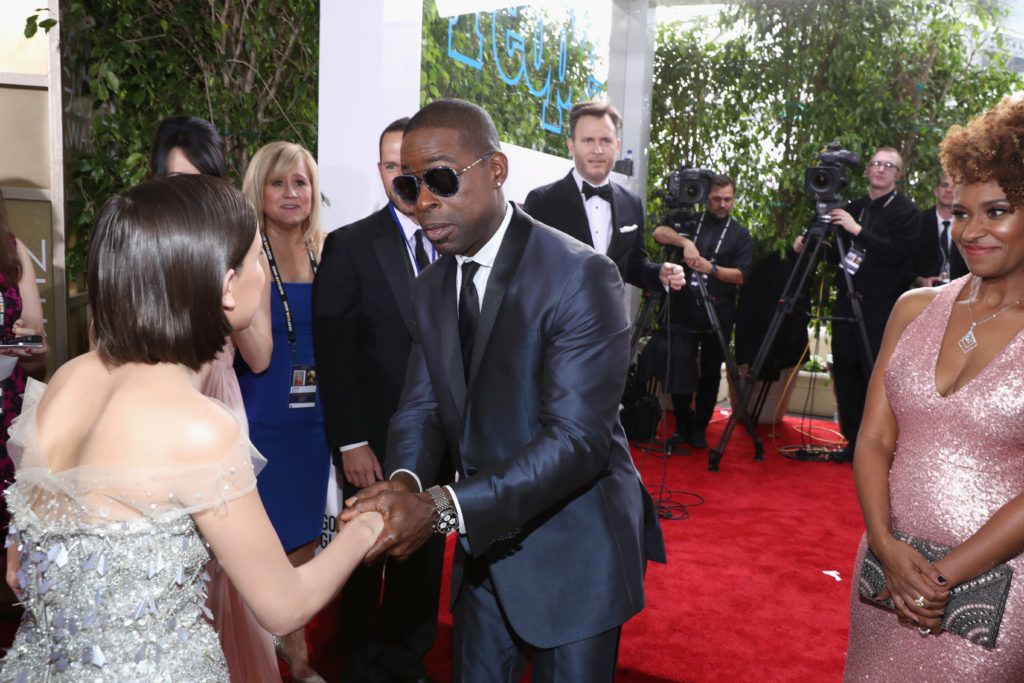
[436,510,458,534]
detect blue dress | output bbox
[238,281,329,553]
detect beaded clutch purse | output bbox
[858,530,1013,649]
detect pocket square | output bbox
[620,224,638,233]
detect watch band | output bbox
[710,263,719,278]
[426,486,458,535]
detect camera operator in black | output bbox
[794,146,919,462]
[653,174,753,448]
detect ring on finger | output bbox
[918,626,930,635]
[914,595,926,608]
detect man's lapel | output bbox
[467,206,532,388]
[371,208,415,334]
[606,182,633,261]
[439,257,466,418]
[558,172,594,248]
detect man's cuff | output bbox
[339,441,369,453]
[444,484,467,535]
[390,468,422,492]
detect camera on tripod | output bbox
[661,165,717,232]
[803,143,860,224]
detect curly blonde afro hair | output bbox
[940,96,1024,208]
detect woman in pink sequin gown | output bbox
[845,97,1024,680]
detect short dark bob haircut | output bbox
[148,116,228,179]
[88,175,257,370]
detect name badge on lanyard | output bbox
[843,245,865,275]
[261,232,319,409]
[289,365,317,409]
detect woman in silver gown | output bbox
[0,175,381,681]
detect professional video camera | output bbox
[661,165,717,232]
[803,143,860,222]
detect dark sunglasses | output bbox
[392,153,495,204]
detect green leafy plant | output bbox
[648,0,1021,255]
[43,0,319,279]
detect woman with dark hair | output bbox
[0,175,381,680]
[239,141,327,680]
[148,115,228,178]
[845,96,1024,678]
[0,191,47,541]
[148,116,278,682]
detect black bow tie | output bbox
[581,182,612,202]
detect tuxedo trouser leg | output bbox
[451,562,525,683]
[378,532,446,679]
[529,626,621,683]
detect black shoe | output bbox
[689,427,708,449]
[665,432,689,454]
[832,446,854,463]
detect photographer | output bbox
[653,174,752,448]
[794,146,919,462]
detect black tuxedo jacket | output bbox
[386,204,665,648]
[313,206,418,461]
[914,205,968,281]
[522,171,661,290]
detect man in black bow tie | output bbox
[523,100,679,293]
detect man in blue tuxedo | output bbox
[342,98,665,682]
[523,100,673,293]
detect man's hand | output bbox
[340,444,383,489]
[828,209,862,236]
[340,486,436,562]
[793,235,805,254]
[686,255,713,274]
[659,263,686,291]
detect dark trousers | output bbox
[830,301,890,450]
[338,483,445,683]
[451,558,621,683]
[671,326,731,435]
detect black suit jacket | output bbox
[522,171,661,290]
[313,205,418,462]
[386,204,665,648]
[914,205,968,281]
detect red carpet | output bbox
[305,411,864,682]
[0,413,862,681]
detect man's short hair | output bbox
[148,116,227,179]
[405,99,500,158]
[378,117,410,159]
[711,174,735,192]
[568,100,623,139]
[89,175,256,370]
[873,146,904,170]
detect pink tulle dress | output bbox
[201,340,281,682]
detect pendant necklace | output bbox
[958,278,1024,353]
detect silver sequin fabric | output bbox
[845,276,1024,680]
[0,380,263,681]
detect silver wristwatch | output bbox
[426,486,458,535]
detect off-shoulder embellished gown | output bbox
[0,380,264,682]
[845,276,1024,680]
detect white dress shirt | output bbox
[572,168,613,255]
[394,203,515,537]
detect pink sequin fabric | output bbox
[845,276,1024,680]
